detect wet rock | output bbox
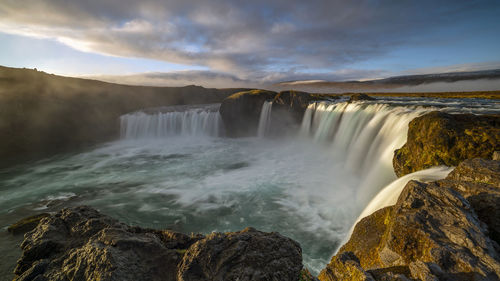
[437,158,500,247]
[14,206,303,281]
[14,206,202,281]
[7,213,50,235]
[319,163,500,281]
[178,227,302,281]
[493,151,500,160]
[393,111,500,176]
[348,93,375,102]
[219,89,277,137]
[318,252,375,281]
[446,158,500,187]
[219,89,332,137]
[273,91,319,121]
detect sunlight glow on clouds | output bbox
[0,0,499,86]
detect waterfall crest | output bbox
[257,101,273,137]
[120,105,224,139]
[300,101,428,206]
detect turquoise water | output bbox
[2,98,498,279]
[0,136,360,277]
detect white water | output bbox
[257,101,273,137]
[120,105,224,139]
[356,166,454,224]
[2,98,497,277]
[300,102,427,207]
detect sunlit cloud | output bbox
[0,0,499,86]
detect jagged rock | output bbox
[393,111,500,176]
[177,227,303,281]
[348,93,375,102]
[7,213,50,235]
[436,158,500,247]
[493,151,500,160]
[13,206,303,281]
[318,252,375,281]
[219,89,277,137]
[14,206,198,281]
[319,161,500,281]
[446,158,500,187]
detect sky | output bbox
[1,0,500,87]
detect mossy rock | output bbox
[8,213,50,235]
[393,111,500,176]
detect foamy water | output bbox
[0,98,498,277]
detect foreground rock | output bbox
[393,111,500,176]
[13,206,303,281]
[320,158,500,281]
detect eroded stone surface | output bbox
[178,227,303,281]
[13,206,303,281]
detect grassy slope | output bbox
[0,66,248,166]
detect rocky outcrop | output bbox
[7,213,50,235]
[319,158,500,281]
[393,111,500,176]
[219,89,334,137]
[13,206,303,281]
[178,227,302,281]
[219,90,278,137]
[348,93,375,102]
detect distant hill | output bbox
[273,69,500,92]
[0,66,249,166]
[368,69,500,85]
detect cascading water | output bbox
[257,101,273,137]
[300,101,427,207]
[1,98,498,277]
[120,104,224,139]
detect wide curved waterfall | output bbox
[120,104,224,139]
[2,98,498,277]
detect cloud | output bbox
[85,70,259,88]
[1,0,499,84]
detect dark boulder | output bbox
[177,227,303,281]
[14,206,199,281]
[219,90,277,137]
[348,93,375,102]
[393,111,500,177]
[319,159,500,281]
[13,206,303,281]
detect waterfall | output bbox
[120,105,224,139]
[355,166,453,223]
[300,101,429,207]
[257,101,273,137]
